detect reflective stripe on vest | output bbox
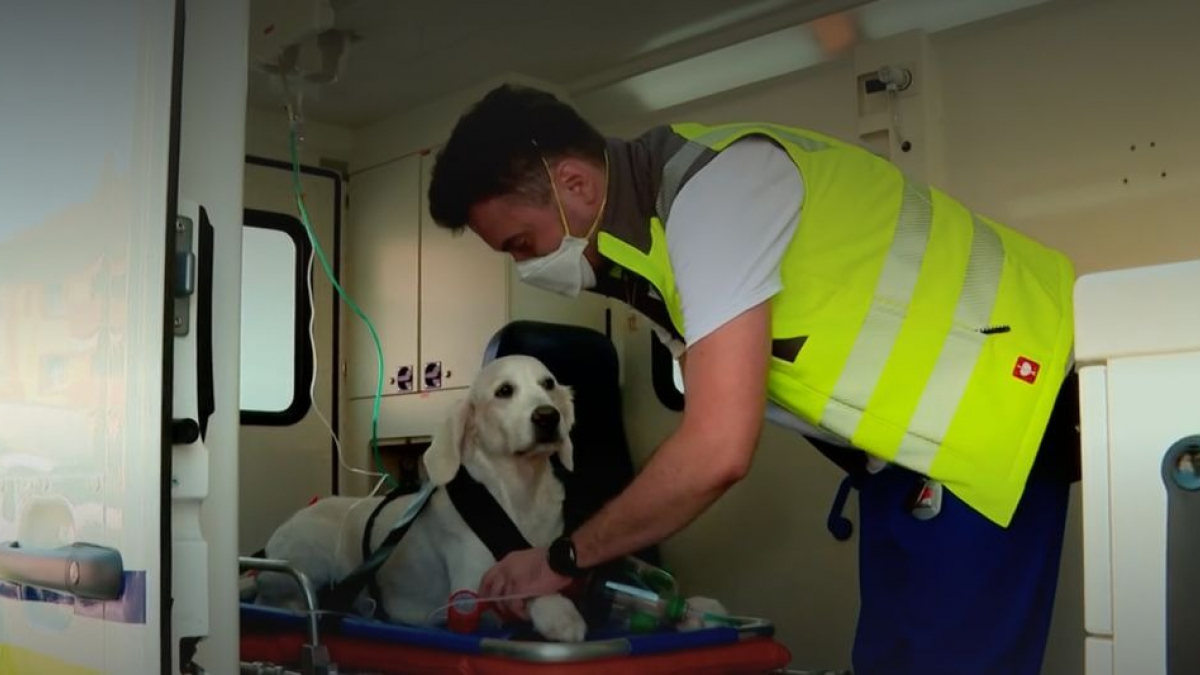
[822,180,1007,475]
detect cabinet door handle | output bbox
[396,365,414,392]
[423,361,443,390]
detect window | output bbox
[650,334,684,411]
[239,209,313,425]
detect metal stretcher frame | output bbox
[238,557,793,674]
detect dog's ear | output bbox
[555,384,575,473]
[424,398,471,486]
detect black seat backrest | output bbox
[483,320,660,566]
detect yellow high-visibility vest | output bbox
[593,122,1075,526]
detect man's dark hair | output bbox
[427,84,607,231]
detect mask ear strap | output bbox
[583,150,609,240]
[539,151,609,240]
[539,155,572,237]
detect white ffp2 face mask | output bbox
[515,152,608,298]
[515,235,596,297]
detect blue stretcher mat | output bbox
[240,601,776,659]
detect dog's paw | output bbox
[529,594,587,643]
[678,596,729,631]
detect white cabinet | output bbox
[416,150,509,392]
[344,155,422,400]
[344,152,508,404]
[1076,259,1200,675]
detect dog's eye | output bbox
[541,377,555,391]
[495,383,514,399]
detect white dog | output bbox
[254,354,589,642]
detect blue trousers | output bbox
[850,465,1070,675]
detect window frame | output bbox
[650,333,685,411]
[239,208,314,426]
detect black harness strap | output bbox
[319,466,541,621]
[360,485,419,615]
[319,485,434,618]
[446,467,533,560]
[361,486,415,561]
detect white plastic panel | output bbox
[345,157,420,400]
[1075,259,1200,364]
[176,0,250,670]
[1106,350,1200,675]
[0,0,176,671]
[1086,637,1114,675]
[1078,365,1113,637]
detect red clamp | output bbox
[446,589,484,633]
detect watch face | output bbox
[550,537,579,576]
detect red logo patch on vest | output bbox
[1013,357,1040,384]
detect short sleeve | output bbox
[664,137,803,347]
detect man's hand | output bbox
[478,547,572,619]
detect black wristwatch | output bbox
[547,536,586,578]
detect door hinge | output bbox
[173,215,196,336]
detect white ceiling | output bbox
[245,0,868,128]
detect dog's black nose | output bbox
[531,405,560,431]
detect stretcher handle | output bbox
[240,556,322,648]
[0,541,124,600]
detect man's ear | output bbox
[556,385,575,473]
[423,398,471,486]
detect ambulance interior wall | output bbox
[592,0,1200,671]
[237,0,1200,669]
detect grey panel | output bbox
[1162,435,1200,675]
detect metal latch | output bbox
[174,215,196,336]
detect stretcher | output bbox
[238,558,801,675]
[240,602,793,674]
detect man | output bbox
[427,83,1079,674]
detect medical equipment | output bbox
[575,555,746,633]
[444,589,485,633]
[599,580,742,633]
[1075,258,1200,675]
[428,589,534,633]
[288,125,395,490]
[253,0,391,491]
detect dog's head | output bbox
[423,355,575,485]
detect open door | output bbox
[0,0,182,672]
